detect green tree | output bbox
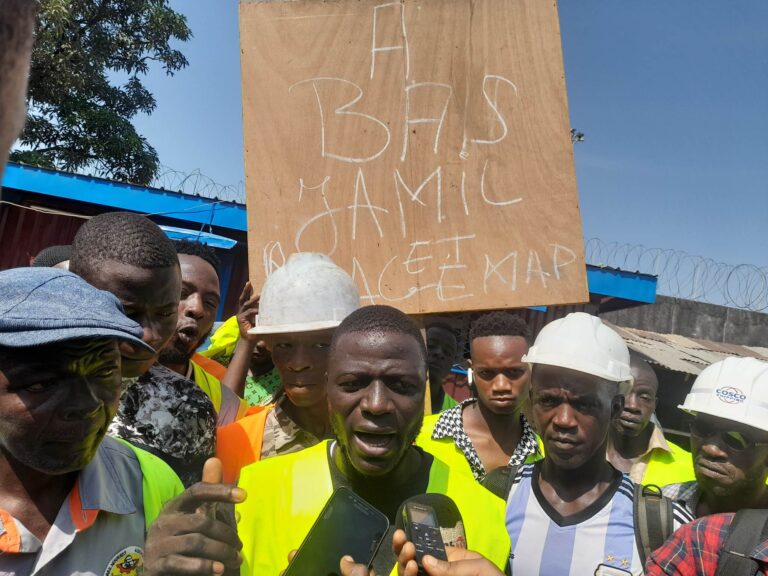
[10,0,191,185]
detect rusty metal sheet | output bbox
[0,204,84,269]
[617,325,767,377]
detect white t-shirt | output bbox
[505,463,694,576]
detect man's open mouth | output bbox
[353,429,398,454]
[176,324,199,346]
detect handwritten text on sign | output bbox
[240,0,588,313]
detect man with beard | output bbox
[159,240,247,425]
[70,212,217,486]
[607,354,694,486]
[235,305,510,575]
[662,357,768,518]
[506,313,693,575]
[418,311,542,484]
[0,268,182,574]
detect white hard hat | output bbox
[250,253,360,335]
[522,312,632,385]
[679,356,768,432]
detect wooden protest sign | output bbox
[240,0,588,314]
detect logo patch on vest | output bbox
[715,387,747,404]
[105,546,143,576]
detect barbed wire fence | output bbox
[151,165,245,203]
[585,238,768,312]
[145,164,767,313]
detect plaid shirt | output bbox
[646,512,768,575]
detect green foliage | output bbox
[11,0,191,185]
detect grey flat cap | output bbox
[0,267,154,352]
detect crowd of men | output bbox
[2,3,768,575]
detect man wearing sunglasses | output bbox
[662,357,768,518]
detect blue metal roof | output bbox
[528,265,657,312]
[1,162,247,231]
[160,225,238,249]
[1,164,657,307]
[586,264,657,304]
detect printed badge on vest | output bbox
[105,546,143,576]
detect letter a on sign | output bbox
[240,0,588,314]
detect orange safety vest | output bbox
[191,352,227,380]
[216,405,275,484]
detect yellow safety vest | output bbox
[236,441,510,575]
[200,315,240,361]
[416,413,544,481]
[190,354,248,425]
[641,439,696,487]
[115,438,184,530]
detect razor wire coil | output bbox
[585,238,768,312]
[151,165,245,204]
[147,165,768,313]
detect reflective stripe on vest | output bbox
[236,440,510,575]
[191,356,223,412]
[191,352,228,380]
[191,354,248,424]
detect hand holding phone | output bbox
[284,487,389,576]
[402,502,448,575]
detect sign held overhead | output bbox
[240,0,588,314]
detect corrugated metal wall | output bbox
[0,204,84,269]
[0,202,249,318]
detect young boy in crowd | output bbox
[69,212,217,486]
[418,311,542,483]
[216,252,360,481]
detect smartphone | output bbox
[284,487,389,576]
[402,501,448,574]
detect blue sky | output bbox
[132,0,768,270]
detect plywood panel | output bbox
[240,0,588,313]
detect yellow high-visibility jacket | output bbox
[236,440,511,575]
[190,353,248,425]
[416,412,544,482]
[640,439,695,487]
